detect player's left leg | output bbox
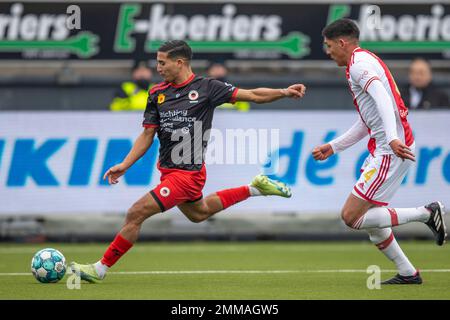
[341,194,421,281]
[178,174,291,223]
[70,192,163,283]
[367,227,422,284]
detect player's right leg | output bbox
[178,174,291,223]
[345,198,446,245]
[424,201,447,246]
[250,174,292,198]
[70,192,162,283]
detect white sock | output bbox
[248,185,262,196]
[94,261,109,278]
[353,206,430,229]
[367,228,416,276]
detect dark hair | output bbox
[132,60,149,71]
[411,57,431,66]
[322,18,360,40]
[158,40,193,61]
[207,60,226,70]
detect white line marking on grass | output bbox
[0,246,441,254]
[2,269,450,276]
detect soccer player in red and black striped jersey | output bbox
[70,40,306,282]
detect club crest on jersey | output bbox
[160,187,170,197]
[157,93,165,104]
[189,90,199,102]
[364,168,377,182]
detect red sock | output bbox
[100,233,133,267]
[216,186,250,210]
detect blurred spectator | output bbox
[207,61,228,82]
[110,61,154,111]
[401,58,449,110]
[207,61,250,112]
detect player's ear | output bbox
[176,58,184,67]
[338,38,346,48]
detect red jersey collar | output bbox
[170,73,195,88]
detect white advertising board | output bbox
[0,111,448,215]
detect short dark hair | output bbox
[158,40,193,61]
[411,57,431,66]
[132,60,149,71]
[322,18,360,40]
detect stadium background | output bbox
[0,0,449,242]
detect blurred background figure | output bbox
[206,61,228,82]
[207,61,250,112]
[401,58,449,110]
[110,61,154,112]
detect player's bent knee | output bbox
[185,212,208,223]
[180,202,211,223]
[186,216,202,223]
[341,209,357,228]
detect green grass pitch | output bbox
[0,241,449,300]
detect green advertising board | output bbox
[0,2,448,60]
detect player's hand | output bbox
[389,139,415,161]
[283,84,306,99]
[312,143,334,161]
[103,163,127,185]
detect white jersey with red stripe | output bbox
[346,47,414,156]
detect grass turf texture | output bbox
[0,241,449,300]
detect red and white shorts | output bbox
[150,164,207,212]
[352,144,415,206]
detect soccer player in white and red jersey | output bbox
[314,19,447,284]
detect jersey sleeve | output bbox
[142,93,160,128]
[366,79,399,144]
[349,61,380,92]
[207,78,239,107]
[329,116,368,154]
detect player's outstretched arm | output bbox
[103,127,157,185]
[327,117,368,154]
[235,84,306,104]
[312,117,368,161]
